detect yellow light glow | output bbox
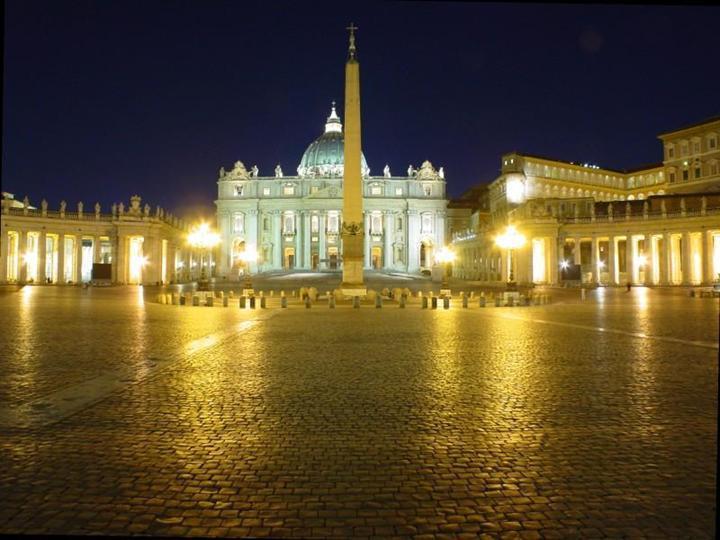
[495,225,526,250]
[187,222,221,249]
[435,246,456,264]
[238,247,258,264]
[636,255,647,267]
[506,177,525,203]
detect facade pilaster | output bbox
[273,212,282,269]
[116,234,126,284]
[294,212,302,269]
[626,234,635,284]
[573,237,582,264]
[0,230,7,283]
[705,231,716,284]
[318,212,327,269]
[303,212,311,270]
[383,212,393,269]
[548,236,559,285]
[75,234,83,283]
[644,233,654,286]
[408,211,420,272]
[363,212,370,269]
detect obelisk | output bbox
[340,23,366,295]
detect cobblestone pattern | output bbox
[0,288,717,538]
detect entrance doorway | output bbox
[284,247,295,269]
[420,241,433,269]
[312,253,319,270]
[371,246,382,269]
[328,247,338,269]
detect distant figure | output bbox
[626,281,632,292]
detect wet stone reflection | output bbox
[0,286,716,538]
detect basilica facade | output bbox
[215,106,448,279]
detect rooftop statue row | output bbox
[218,160,445,180]
[1,194,186,229]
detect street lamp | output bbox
[435,246,455,296]
[187,222,221,291]
[238,247,258,295]
[495,225,526,291]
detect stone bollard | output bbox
[305,296,311,309]
[353,296,360,309]
[239,296,246,309]
[541,294,548,305]
[192,295,200,306]
[494,296,502,307]
[166,293,172,304]
[222,296,229,307]
[291,290,296,297]
[443,297,450,310]
[228,290,235,298]
[281,295,287,308]
[249,296,256,309]
[462,294,468,308]
[399,294,406,308]
[179,294,186,306]
[158,294,166,304]
[260,296,266,309]
[431,297,438,310]
[469,291,475,299]
[206,296,214,307]
[524,295,531,306]
[581,288,586,301]
[689,290,695,298]
[171,293,179,305]
[507,296,515,307]
[375,295,382,308]
[329,295,335,308]
[479,295,486,308]
[422,296,428,309]
[270,290,274,297]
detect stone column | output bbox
[93,236,101,263]
[626,234,635,284]
[573,237,582,264]
[363,212,370,269]
[18,230,28,283]
[383,212,393,269]
[38,231,47,283]
[318,212,326,269]
[75,235,83,283]
[303,212,311,270]
[548,236,559,285]
[116,235,126,284]
[590,234,598,284]
[273,212,282,269]
[0,230,8,283]
[57,233,65,284]
[704,231,716,285]
[644,233,654,286]
[607,235,616,285]
[681,231,691,285]
[662,232,672,285]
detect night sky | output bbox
[3,1,720,220]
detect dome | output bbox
[297,104,370,178]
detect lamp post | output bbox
[187,222,221,291]
[238,247,258,296]
[435,246,455,296]
[495,225,526,292]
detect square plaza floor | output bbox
[0,284,717,538]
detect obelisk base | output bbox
[340,258,366,297]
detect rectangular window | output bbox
[233,213,244,233]
[327,213,339,233]
[682,169,689,181]
[421,213,433,234]
[709,138,717,149]
[311,215,319,233]
[236,185,244,196]
[283,186,294,196]
[695,167,701,179]
[371,186,382,195]
[310,186,319,194]
[681,143,688,156]
[395,187,403,196]
[693,142,700,153]
[263,187,270,196]
[711,163,718,175]
[669,172,676,183]
[668,147,674,158]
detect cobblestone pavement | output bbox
[0,286,716,538]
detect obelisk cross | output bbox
[346,23,358,58]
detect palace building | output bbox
[0,195,199,285]
[451,117,720,286]
[215,104,448,278]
